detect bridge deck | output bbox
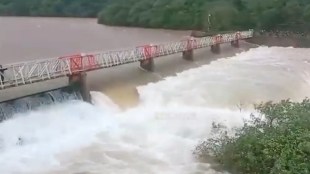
[0,30,253,90]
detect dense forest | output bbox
[98,0,310,32]
[0,0,310,31]
[0,0,108,17]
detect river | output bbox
[0,17,310,174]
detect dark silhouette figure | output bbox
[0,65,7,83]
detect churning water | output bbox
[0,46,310,174]
[0,88,82,122]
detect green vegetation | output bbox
[1,0,310,32]
[0,0,108,17]
[97,0,310,32]
[194,99,310,174]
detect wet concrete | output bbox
[0,86,82,122]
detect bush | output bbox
[194,99,310,174]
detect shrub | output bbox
[194,99,310,174]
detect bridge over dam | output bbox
[0,29,253,120]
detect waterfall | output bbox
[0,87,82,122]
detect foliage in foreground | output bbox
[194,99,310,174]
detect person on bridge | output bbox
[0,65,8,82]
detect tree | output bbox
[303,5,310,23]
[0,0,108,17]
[2,0,310,32]
[194,99,310,174]
[283,0,303,24]
[259,8,284,30]
[233,0,245,11]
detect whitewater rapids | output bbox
[0,46,310,174]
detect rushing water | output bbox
[0,46,309,174]
[0,88,82,122]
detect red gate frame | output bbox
[59,53,98,74]
[59,54,83,73]
[142,44,158,59]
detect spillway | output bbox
[0,87,82,122]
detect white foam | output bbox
[138,46,310,109]
[0,101,119,174]
[90,91,121,114]
[0,46,310,174]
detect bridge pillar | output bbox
[231,40,240,48]
[140,58,154,72]
[68,72,91,103]
[211,44,220,54]
[182,50,194,61]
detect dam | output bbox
[0,17,252,120]
[0,17,310,174]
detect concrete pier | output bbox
[211,44,221,54]
[68,72,91,103]
[140,58,154,71]
[231,40,240,48]
[182,50,194,61]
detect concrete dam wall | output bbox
[0,86,82,122]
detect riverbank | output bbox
[191,29,310,48]
[246,31,310,48]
